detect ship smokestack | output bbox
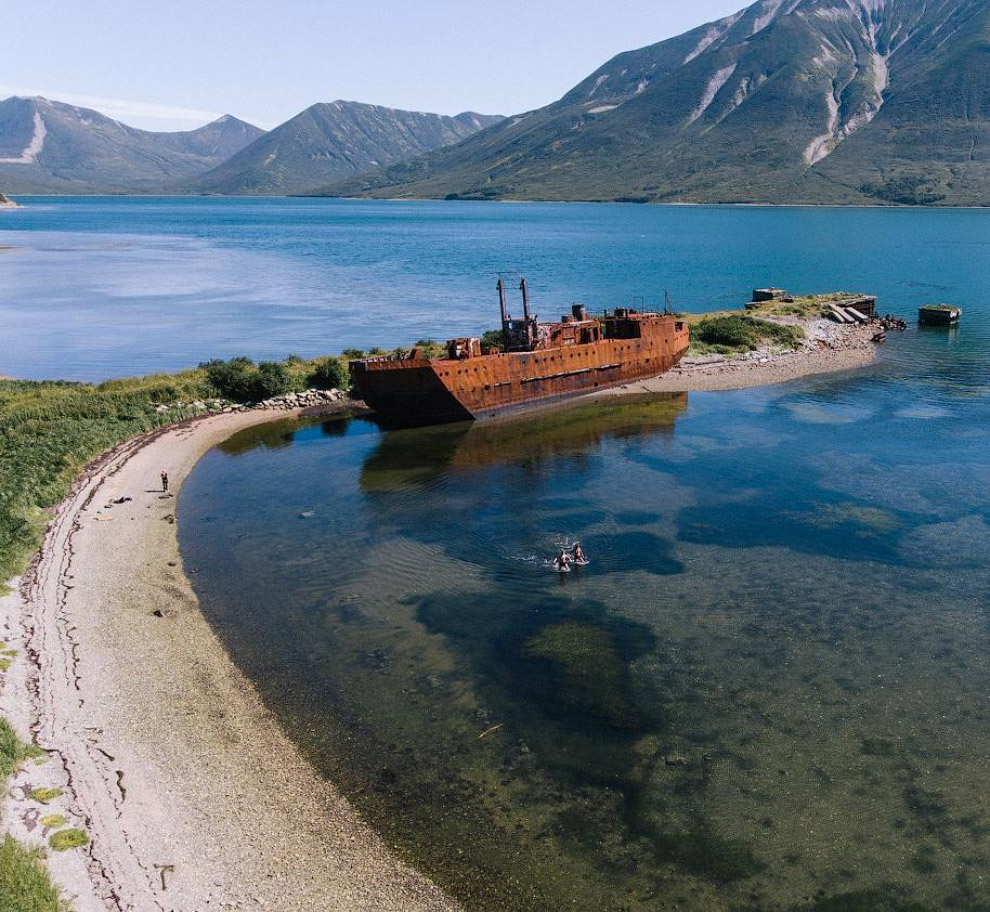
[520,278,531,321]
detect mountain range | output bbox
[0,96,502,196]
[182,102,503,195]
[3,0,989,205]
[323,0,990,206]
[0,96,264,193]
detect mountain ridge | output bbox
[0,96,264,193]
[178,101,504,195]
[319,0,990,206]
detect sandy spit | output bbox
[0,406,458,912]
[600,320,880,395]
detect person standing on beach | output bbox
[161,470,169,493]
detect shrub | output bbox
[481,329,505,351]
[693,316,803,353]
[253,362,293,400]
[201,358,256,401]
[342,349,365,359]
[307,358,347,391]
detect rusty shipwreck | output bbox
[350,279,691,424]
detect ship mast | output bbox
[497,278,510,346]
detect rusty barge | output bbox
[350,279,691,424]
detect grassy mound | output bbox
[691,315,804,356]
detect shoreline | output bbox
[0,404,458,912]
[621,320,880,394]
[7,193,990,210]
[0,330,880,908]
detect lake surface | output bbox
[2,196,989,379]
[9,198,990,908]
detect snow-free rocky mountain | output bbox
[325,0,990,205]
[180,102,505,195]
[0,96,264,193]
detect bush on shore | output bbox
[692,315,804,355]
[201,357,298,402]
[307,358,347,391]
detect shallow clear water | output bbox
[2,196,990,379]
[182,352,990,909]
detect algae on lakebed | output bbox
[522,622,642,730]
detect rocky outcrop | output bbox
[242,387,353,412]
[152,387,354,417]
[0,191,17,208]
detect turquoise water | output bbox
[9,198,990,907]
[2,197,989,380]
[181,359,990,908]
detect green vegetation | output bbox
[27,789,63,806]
[307,358,347,390]
[861,175,947,206]
[0,372,208,587]
[691,315,804,356]
[0,722,63,910]
[0,719,38,781]
[200,357,294,401]
[47,831,87,854]
[0,354,366,589]
[0,837,65,912]
[37,818,66,832]
[480,329,505,351]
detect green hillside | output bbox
[181,102,504,195]
[320,0,990,206]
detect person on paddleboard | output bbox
[573,543,588,565]
[555,548,572,572]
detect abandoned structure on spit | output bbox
[350,279,691,424]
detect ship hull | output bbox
[352,318,690,425]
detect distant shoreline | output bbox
[4,192,990,211]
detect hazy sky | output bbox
[6,0,745,131]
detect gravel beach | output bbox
[0,406,458,912]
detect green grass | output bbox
[0,720,64,910]
[0,837,66,912]
[690,315,805,357]
[0,718,36,781]
[47,831,87,854]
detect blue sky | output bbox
[6,0,744,131]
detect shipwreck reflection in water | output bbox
[360,392,689,491]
